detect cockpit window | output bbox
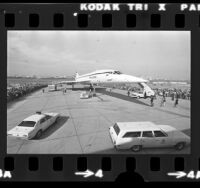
[113,71,122,75]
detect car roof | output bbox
[23,114,45,122]
[116,122,161,132]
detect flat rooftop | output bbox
[7,86,190,154]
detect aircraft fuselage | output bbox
[76,69,148,84]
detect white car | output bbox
[80,91,92,99]
[109,122,190,152]
[130,91,144,98]
[7,111,60,139]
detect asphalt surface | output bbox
[7,86,190,154]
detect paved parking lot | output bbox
[7,87,190,154]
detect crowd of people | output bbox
[121,85,190,108]
[149,88,190,107]
[114,84,191,100]
[153,88,191,100]
[117,85,191,101]
[7,83,47,102]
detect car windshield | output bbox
[113,124,120,135]
[17,121,36,127]
[45,115,52,120]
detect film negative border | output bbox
[0,3,199,30]
[1,155,200,181]
[2,12,198,29]
[0,3,199,182]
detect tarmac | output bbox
[7,86,191,154]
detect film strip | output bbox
[0,3,199,182]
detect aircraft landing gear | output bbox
[89,84,96,97]
[144,92,147,99]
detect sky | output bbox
[7,31,190,80]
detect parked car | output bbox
[109,121,190,152]
[80,91,92,99]
[7,111,60,139]
[130,91,144,98]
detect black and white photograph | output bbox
[7,31,191,154]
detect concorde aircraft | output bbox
[56,69,155,98]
